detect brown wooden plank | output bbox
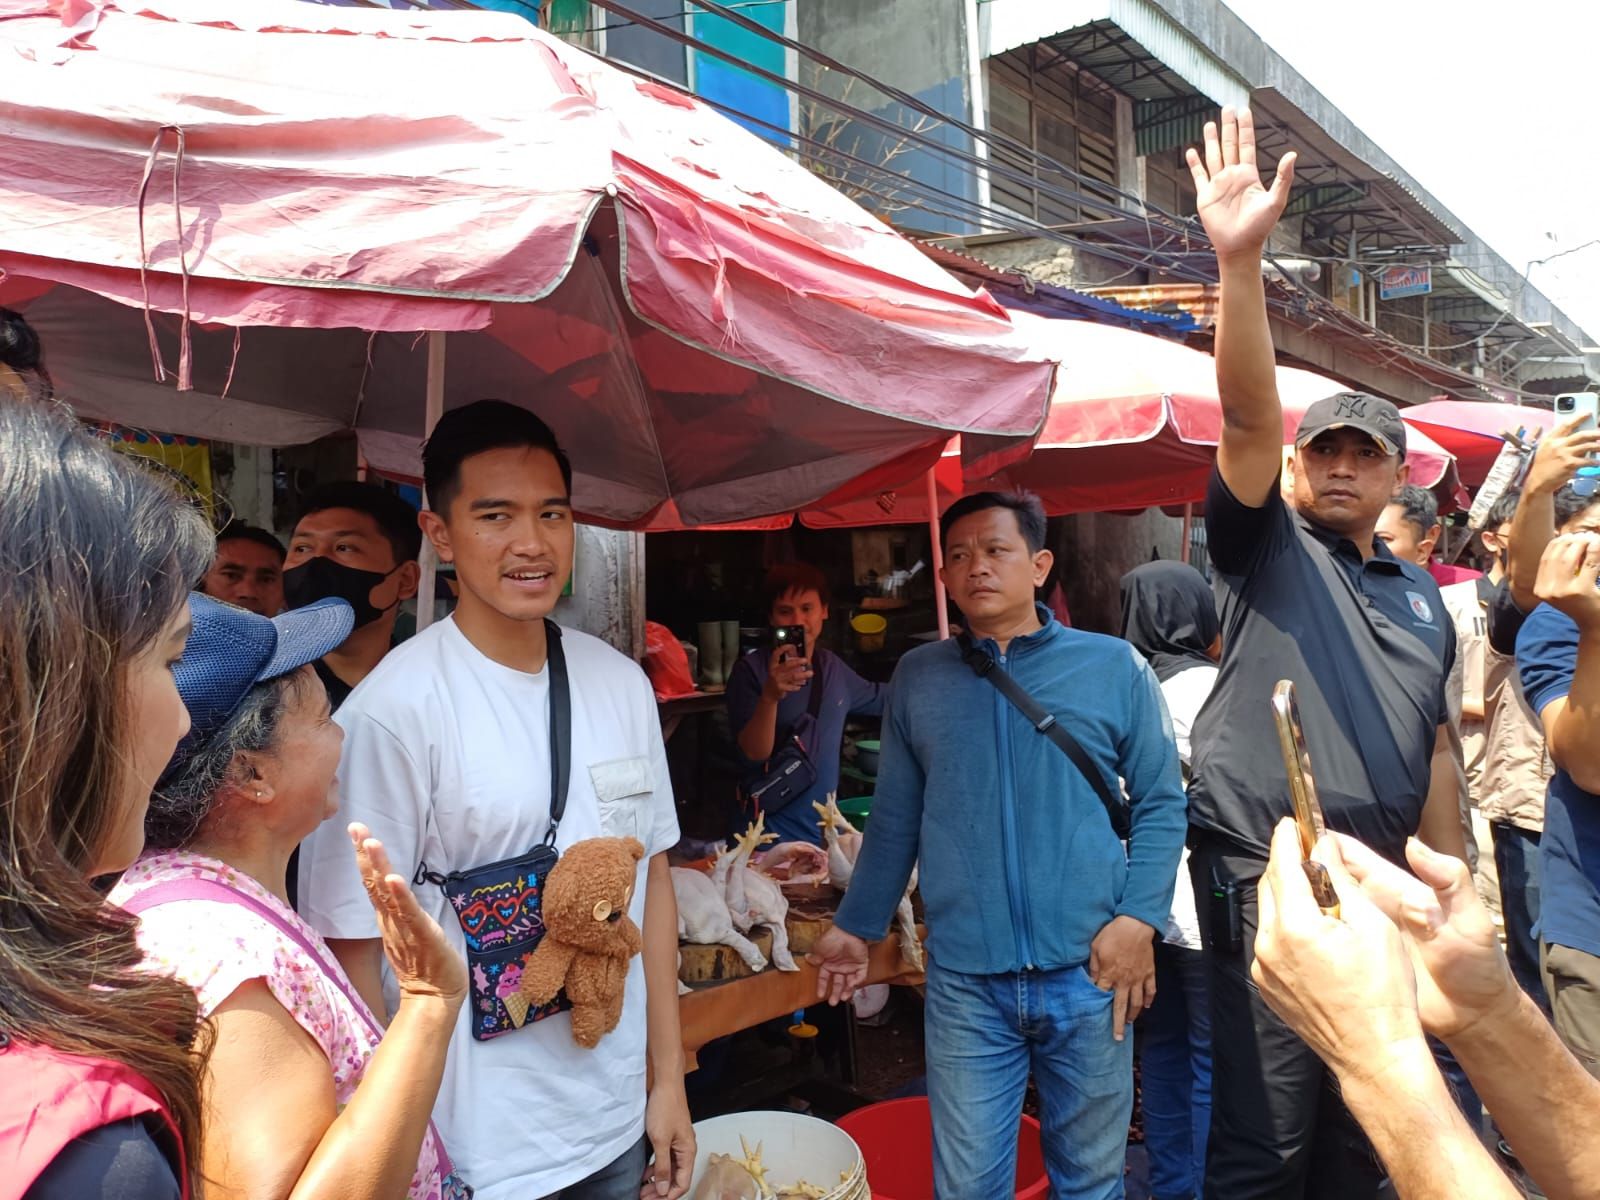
[678,929,925,1063]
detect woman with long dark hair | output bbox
[0,396,212,1198]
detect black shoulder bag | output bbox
[746,651,828,816]
[958,634,1131,840]
[414,619,572,1041]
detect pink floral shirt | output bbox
[111,852,447,1200]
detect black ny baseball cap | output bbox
[1295,392,1407,458]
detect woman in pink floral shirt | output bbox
[110,594,469,1200]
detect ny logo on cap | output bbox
[1335,395,1371,420]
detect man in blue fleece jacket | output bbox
[811,491,1187,1199]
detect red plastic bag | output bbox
[642,621,696,699]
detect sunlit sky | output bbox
[1220,0,1600,346]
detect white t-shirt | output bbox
[1158,664,1218,950]
[298,617,679,1200]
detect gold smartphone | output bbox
[1270,680,1341,916]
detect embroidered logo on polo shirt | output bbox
[1406,591,1434,623]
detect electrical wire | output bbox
[582,0,1558,398]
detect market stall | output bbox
[0,0,1048,1070]
[0,0,1054,530]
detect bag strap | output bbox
[120,876,458,1179]
[416,620,571,885]
[544,618,572,846]
[123,879,363,1023]
[956,634,1129,838]
[803,648,827,723]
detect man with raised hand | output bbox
[1184,108,1466,1198]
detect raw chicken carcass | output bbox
[672,866,767,974]
[690,1154,761,1200]
[753,840,830,888]
[814,794,923,972]
[692,1138,769,1200]
[813,794,861,890]
[723,815,799,971]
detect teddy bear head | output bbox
[541,836,646,952]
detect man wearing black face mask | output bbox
[283,481,422,711]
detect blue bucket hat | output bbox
[163,592,354,781]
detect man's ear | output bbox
[418,509,453,564]
[1392,459,1412,493]
[1032,548,1055,588]
[394,559,422,602]
[1420,522,1442,562]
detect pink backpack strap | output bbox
[120,877,456,1180]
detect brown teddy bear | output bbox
[519,836,646,1048]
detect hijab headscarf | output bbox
[1119,560,1220,683]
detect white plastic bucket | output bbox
[689,1111,867,1200]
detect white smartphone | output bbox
[1555,392,1600,433]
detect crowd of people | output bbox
[3,109,1599,1200]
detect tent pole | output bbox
[417,331,447,632]
[926,466,950,640]
[1181,502,1193,565]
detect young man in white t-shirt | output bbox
[298,401,693,1200]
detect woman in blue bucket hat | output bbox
[111,593,472,1200]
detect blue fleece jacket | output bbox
[833,607,1187,974]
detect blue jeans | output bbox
[539,1136,647,1200]
[925,959,1133,1199]
[1140,943,1211,1200]
[1492,821,1549,1012]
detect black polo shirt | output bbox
[1189,470,1454,864]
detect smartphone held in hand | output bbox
[1271,680,1342,917]
[1555,392,1600,434]
[772,624,807,661]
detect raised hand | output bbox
[1534,531,1600,633]
[350,822,468,1007]
[1187,107,1296,261]
[762,643,812,702]
[1525,414,1600,497]
[1331,833,1517,1042]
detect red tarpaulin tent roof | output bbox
[794,318,1458,527]
[1400,399,1558,486]
[0,0,1053,527]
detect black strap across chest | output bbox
[957,634,1130,840]
[543,619,572,845]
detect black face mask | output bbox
[282,556,402,628]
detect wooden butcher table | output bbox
[677,929,923,1071]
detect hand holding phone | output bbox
[1555,392,1600,435]
[772,624,807,662]
[763,625,812,701]
[1271,681,1341,917]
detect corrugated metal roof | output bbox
[915,239,1200,333]
[981,0,1250,108]
[1089,281,1220,329]
[1521,357,1599,385]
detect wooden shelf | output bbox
[678,929,924,1070]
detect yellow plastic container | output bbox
[850,612,887,653]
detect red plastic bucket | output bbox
[835,1097,1048,1199]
